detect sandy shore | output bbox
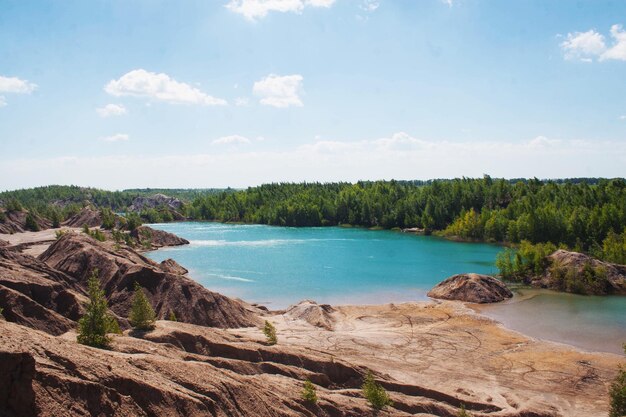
[235,301,622,416]
[3,228,624,415]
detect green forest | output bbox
[2,178,626,265]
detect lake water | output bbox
[146,222,626,354]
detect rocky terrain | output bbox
[533,249,626,295]
[131,225,190,249]
[0,210,51,234]
[428,273,513,303]
[0,230,623,416]
[129,193,183,212]
[62,206,103,228]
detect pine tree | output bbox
[301,379,318,404]
[362,371,392,411]
[77,270,119,348]
[263,320,277,345]
[168,310,177,321]
[129,282,156,330]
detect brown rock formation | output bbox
[131,225,189,249]
[284,300,337,330]
[39,233,259,328]
[0,247,85,335]
[159,258,188,275]
[128,193,183,212]
[0,210,51,234]
[428,273,513,303]
[534,249,626,295]
[62,206,103,228]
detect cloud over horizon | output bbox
[3,133,624,190]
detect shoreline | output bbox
[1,227,624,415]
[3,227,624,356]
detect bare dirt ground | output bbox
[2,229,623,416]
[235,301,623,417]
[0,227,79,256]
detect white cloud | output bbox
[0,75,38,94]
[235,97,250,106]
[105,69,227,106]
[441,0,453,7]
[100,133,129,142]
[253,74,303,108]
[212,135,252,145]
[0,75,37,106]
[96,103,127,118]
[601,24,626,61]
[620,115,626,120]
[360,0,379,12]
[225,0,335,21]
[561,24,626,62]
[560,30,606,61]
[7,132,623,189]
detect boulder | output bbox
[159,258,188,275]
[284,300,336,330]
[428,273,513,303]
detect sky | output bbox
[1,0,625,190]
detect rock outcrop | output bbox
[159,258,188,275]
[0,210,51,234]
[0,247,86,335]
[38,233,259,328]
[62,206,103,228]
[131,225,189,249]
[428,273,513,303]
[0,319,391,417]
[284,300,337,330]
[533,249,626,295]
[129,193,183,212]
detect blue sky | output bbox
[1,0,625,190]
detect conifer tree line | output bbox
[3,178,626,260]
[186,178,626,253]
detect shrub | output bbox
[77,270,119,349]
[362,371,392,411]
[129,282,156,330]
[609,344,626,417]
[301,379,318,404]
[458,404,472,417]
[263,320,277,345]
[55,229,68,239]
[168,310,177,321]
[125,212,142,231]
[101,208,117,230]
[25,213,40,232]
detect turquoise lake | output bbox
[146,222,626,354]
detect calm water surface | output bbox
[146,222,626,354]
